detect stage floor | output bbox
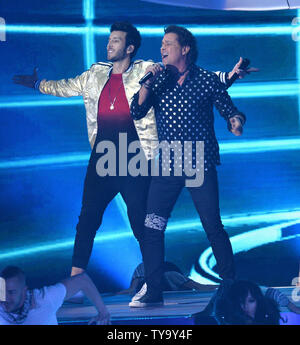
[57,287,300,325]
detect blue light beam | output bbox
[1,209,300,260]
[4,24,294,37]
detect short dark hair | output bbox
[110,22,141,59]
[1,266,26,284]
[164,25,198,64]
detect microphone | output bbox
[139,62,164,85]
[226,57,250,88]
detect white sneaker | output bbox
[130,283,147,303]
[129,290,164,308]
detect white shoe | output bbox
[129,291,164,308]
[130,283,147,303]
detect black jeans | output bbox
[72,147,151,269]
[142,167,235,297]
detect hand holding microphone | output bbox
[139,63,164,87]
[137,63,163,105]
[138,63,179,105]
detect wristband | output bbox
[143,82,152,90]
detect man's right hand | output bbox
[138,63,163,106]
[13,67,39,89]
[142,63,163,88]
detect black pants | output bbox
[72,147,151,269]
[142,168,235,297]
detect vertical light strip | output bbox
[297,10,300,125]
[83,0,96,69]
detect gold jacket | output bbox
[39,60,158,160]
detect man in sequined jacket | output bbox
[129,25,246,307]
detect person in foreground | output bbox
[115,261,218,297]
[195,279,300,325]
[129,25,246,307]
[0,266,110,325]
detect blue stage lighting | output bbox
[5,25,86,35]
[228,82,300,98]
[0,97,83,108]
[83,0,96,69]
[1,209,300,261]
[1,82,298,109]
[0,231,132,260]
[5,24,293,36]
[191,218,300,284]
[137,24,293,36]
[0,152,89,169]
[83,0,95,21]
[220,137,300,154]
[297,9,300,122]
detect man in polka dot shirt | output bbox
[130,25,246,307]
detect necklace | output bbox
[108,77,123,111]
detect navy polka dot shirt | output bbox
[131,64,245,173]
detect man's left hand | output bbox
[228,57,259,80]
[229,116,243,136]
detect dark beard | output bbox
[107,49,128,63]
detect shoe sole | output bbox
[131,292,147,302]
[130,284,147,302]
[129,301,164,308]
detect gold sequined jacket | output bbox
[39,60,158,160]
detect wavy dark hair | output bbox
[164,25,198,64]
[214,280,284,325]
[110,21,141,59]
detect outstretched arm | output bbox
[61,273,110,325]
[228,57,259,81]
[13,67,39,89]
[13,67,89,97]
[211,74,246,136]
[215,57,259,89]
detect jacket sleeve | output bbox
[214,71,232,89]
[130,91,155,121]
[39,69,90,98]
[130,67,175,120]
[211,73,246,127]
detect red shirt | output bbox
[97,73,138,143]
